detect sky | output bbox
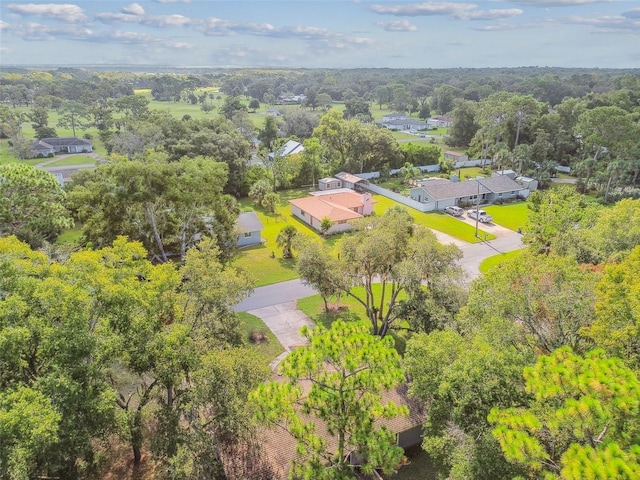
[0,0,639,69]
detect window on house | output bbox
[244,232,252,238]
[301,210,306,216]
[498,193,503,197]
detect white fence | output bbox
[360,160,492,179]
[364,183,435,213]
[453,159,493,168]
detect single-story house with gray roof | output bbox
[410,175,530,211]
[29,137,93,157]
[236,211,264,247]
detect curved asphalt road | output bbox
[235,230,524,312]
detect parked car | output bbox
[444,206,464,217]
[467,209,493,223]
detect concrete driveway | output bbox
[247,301,315,351]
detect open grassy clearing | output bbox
[56,224,83,244]
[390,447,437,480]
[237,311,285,365]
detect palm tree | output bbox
[276,225,298,258]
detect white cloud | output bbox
[369,2,477,17]
[377,19,418,31]
[154,0,190,3]
[122,3,145,16]
[560,14,640,32]
[6,3,87,23]
[142,14,193,27]
[509,0,615,6]
[0,20,9,30]
[96,12,194,28]
[95,13,142,24]
[462,9,523,21]
[369,2,522,21]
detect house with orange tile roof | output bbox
[289,189,374,234]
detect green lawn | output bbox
[237,312,285,364]
[479,249,524,274]
[372,195,494,243]
[483,202,530,232]
[297,285,411,353]
[44,155,97,167]
[233,187,320,286]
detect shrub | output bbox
[249,330,269,344]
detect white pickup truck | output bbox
[467,209,493,223]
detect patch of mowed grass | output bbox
[234,188,319,286]
[237,312,285,365]
[44,155,97,167]
[483,202,530,232]
[390,446,438,480]
[479,249,524,274]
[372,194,493,243]
[234,245,299,287]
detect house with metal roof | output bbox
[268,140,304,160]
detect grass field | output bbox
[296,284,411,353]
[233,187,321,286]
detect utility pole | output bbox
[475,177,481,238]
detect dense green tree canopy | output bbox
[490,347,640,480]
[252,320,407,480]
[0,163,73,248]
[68,155,236,263]
[460,250,598,356]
